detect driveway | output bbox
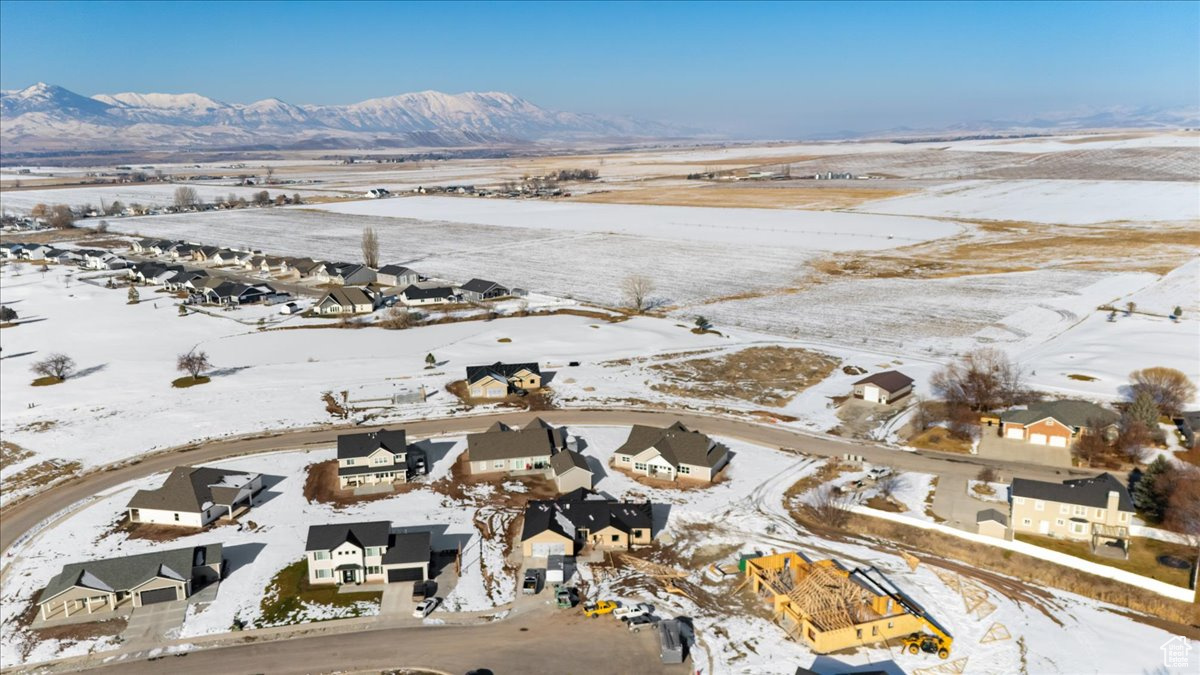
[378,582,415,619]
[976,433,1072,468]
[119,600,188,646]
[930,475,1002,530]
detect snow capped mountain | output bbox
[0,83,688,153]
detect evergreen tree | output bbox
[425,353,436,368]
[127,286,140,304]
[1133,456,1172,522]
[1126,391,1160,430]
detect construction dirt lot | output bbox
[647,346,840,407]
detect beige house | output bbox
[999,400,1119,447]
[851,371,914,405]
[36,544,223,621]
[465,362,542,399]
[336,428,416,489]
[315,287,376,315]
[465,418,566,476]
[612,422,730,482]
[520,495,654,558]
[975,509,1009,539]
[306,521,431,585]
[550,449,594,492]
[1010,473,1134,552]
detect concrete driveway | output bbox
[119,600,188,646]
[378,582,416,619]
[976,433,1072,468]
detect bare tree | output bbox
[930,348,1027,411]
[1164,467,1200,570]
[174,186,199,209]
[877,473,902,500]
[805,485,855,529]
[47,205,75,229]
[1129,367,1196,417]
[30,203,48,218]
[32,353,76,381]
[95,220,109,233]
[380,305,415,330]
[265,166,276,184]
[976,467,999,483]
[1072,421,1113,467]
[621,274,655,313]
[177,350,212,380]
[361,227,380,268]
[253,190,271,206]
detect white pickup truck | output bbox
[613,603,654,621]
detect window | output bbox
[611,534,620,543]
[1014,497,1026,505]
[678,465,691,475]
[173,513,180,521]
[345,458,356,466]
[1096,509,1105,519]
[1034,500,1044,511]
[493,460,505,469]
[1071,522,1086,535]
[856,629,863,639]
[1119,512,1129,523]
[313,551,330,561]
[887,621,894,629]
[634,463,647,471]
[1022,518,1032,526]
[1056,519,1065,526]
[1059,504,1069,514]
[620,455,631,463]
[1073,505,1086,516]
[365,547,382,557]
[372,456,390,465]
[366,566,382,575]
[872,626,878,636]
[316,569,331,579]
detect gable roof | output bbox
[551,449,591,476]
[127,466,260,513]
[853,370,915,393]
[467,420,564,462]
[338,429,407,460]
[1010,473,1133,511]
[319,287,374,308]
[614,422,729,469]
[382,531,431,565]
[38,544,222,604]
[378,264,415,277]
[460,278,506,294]
[400,285,455,300]
[465,362,540,386]
[305,521,391,551]
[976,508,1008,525]
[521,497,652,542]
[1000,400,1119,428]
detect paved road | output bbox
[1,407,1094,559]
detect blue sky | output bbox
[1,1,1196,137]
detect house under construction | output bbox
[743,551,952,657]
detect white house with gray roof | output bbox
[126,466,263,528]
[612,422,730,482]
[36,544,223,621]
[305,521,431,586]
[337,428,419,489]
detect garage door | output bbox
[1005,428,1025,440]
[139,587,179,605]
[1048,436,1068,447]
[387,567,424,583]
[1029,433,1048,445]
[531,543,567,557]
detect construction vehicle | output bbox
[856,567,953,659]
[582,599,617,618]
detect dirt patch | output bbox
[105,516,239,542]
[31,376,63,387]
[302,459,423,508]
[14,420,58,433]
[864,496,903,512]
[1067,373,1099,382]
[906,427,973,453]
[445,380,556,412]
[648,346,838,407]
[32,616,129,642]
[783,460,851,501]
[434,456,560,505]
[571,184,912,211]
[172,375,211,388]
[1,440,33,468]
[2,458,82,494]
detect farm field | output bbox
[0,184,353,213]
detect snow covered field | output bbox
[0,184,350,214]
[854,179,1200,225]
[308,195,963,250]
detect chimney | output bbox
[1106,490,1119,522]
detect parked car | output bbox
[412,597,439,618]
[522,571,540,595]
[582,600,617,618]
[614,603,654,621]
[554,584,577,608]
[627,614,660,632]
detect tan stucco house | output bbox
[465,418,566,476]
[465,362,542,399]
[1009,473,1134,550]
[520,494,654,558]
[37,544,223,621]
[999,400,1119,447]
[612,422,730,482]
[305,521,431,586]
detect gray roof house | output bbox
[465,361,542,398]
[398,285,460,306]
[127,466,264,528]
[305,522,431,586]
[613,422,731,482]
[37,544,223,620]
[465,418,568,476]
[1009,473,1135,544]
[336,429,418,490]
[550,449,594,493]
[999,400,1120,446]
[458,278,509,302]
[520,496,654,557]
[376,264,420,288]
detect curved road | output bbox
[1,407,1089,557]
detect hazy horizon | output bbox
[2,0,1197,138]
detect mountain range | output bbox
[0,83,689,154]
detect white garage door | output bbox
[1005,428,1025,440]
[531,543,566,557]
[1029,433,1048,445]
[1048,436,1068,448]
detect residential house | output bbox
[852,371,915,404]
[999,400,1119,447]
[199,281,275,305]
[1009,473,1134,549]
[550,449,594,492]
[465,362,542,399]
[314,287,376,315]
[337,429,421,489]
[126,465,263,528]
[278,257,323,279]
[208,249,240,266]
[520,494,654,557]
[192,245,221,262]
[167,243,197,260]
[164,269,208,292]
[398,285,460,306]
[458,278,509,302]
[465,418,567,477]
[19,243,53,260]
[376,264,420,288]
[52,250,83,265]
[316,262,377,286]
[612,422,731,482]
[36,544,223,621]
[1,243,26,259]
[742,552,942,655]
[305,522,431,585]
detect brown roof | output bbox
[614,422,728,469]
[853,370,914,393]
[551,449,591,476]
[467,422,565,462]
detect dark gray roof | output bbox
[337,464,404,477]
[401,285,455,300]
[460,278,506,294]
[337,429,406,460]
[127,466,260,512]
[38,544,222,604]
[305,521,391,552]
[614,422,729,469]
[521,497,652,541]
[1010,473,1133,511]
[467,419,565,462]
[465,362,540,386]
[976,508,1008,525]
[1000,400,1119,428]
[378,264,415,276]
[853,370,915,393]
[551,449,591,476]
[382,532,431,565]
